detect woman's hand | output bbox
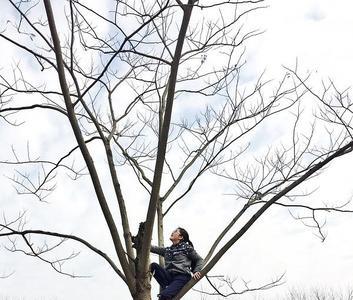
[192,271,202,280]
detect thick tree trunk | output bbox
[133,276,152,300]
[133,293,151,300]
[134,223,152,300]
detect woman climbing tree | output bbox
[150,227,203,300]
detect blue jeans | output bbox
[150,262,191,300]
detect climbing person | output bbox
[150,227,203,300]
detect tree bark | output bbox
[133,276,152,300]
[157,198,165,267]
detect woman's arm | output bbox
[132,237,166,256]
[187,247,203,280]
[150,245,166,256]
[187,247,203,273]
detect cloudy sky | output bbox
[1,0,353,299]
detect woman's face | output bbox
[169,229,183,244]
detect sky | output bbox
[1,0,353,299]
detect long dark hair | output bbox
[177,227,194,247]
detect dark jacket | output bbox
[151,242,203,275]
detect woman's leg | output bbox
[150,262,172,290]
[158,273,191,300]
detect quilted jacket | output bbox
[151,241,203,275]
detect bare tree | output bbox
[0,1,353,300]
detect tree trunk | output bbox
[133,293,151,300]
[138,1,195,278]
[133,276,152,300]
[134,223,152,300]
[157,198,165,295]
[157,198,165,267]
